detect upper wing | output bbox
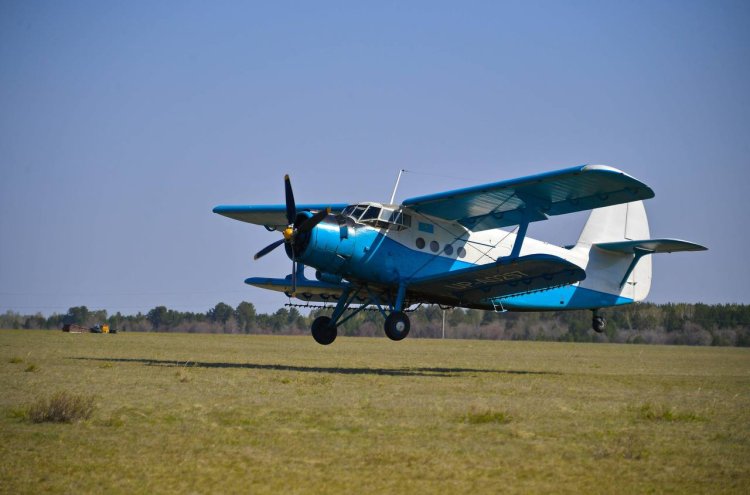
[401,164,654,231]
[408,254,586,306]
[213,204,348,230]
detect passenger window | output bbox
[444,244,454,255]
[457,247,467,258]
[416,237,425,249]
[430,241,439,253]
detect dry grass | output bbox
[463,406,512,424]
[26,391,95,423]
[636,402,705,422]
[0,329,748,494]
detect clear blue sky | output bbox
[1,0,748,316]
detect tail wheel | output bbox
[311,316,337,345]
[592,316,606,333]
[384,311,410,341]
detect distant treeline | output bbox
[3,302,750,347]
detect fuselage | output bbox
[295,202,639,311]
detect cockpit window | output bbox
[388,211,411,227]
[340,203,411,230]
[360,206,381,221]
[351,205,367,220]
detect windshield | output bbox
[360,206,381,221]
[340,203,411,230]
[351,205,367,220]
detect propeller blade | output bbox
[297,207,331,234]
[254,238,285,260]
[284,174,296,225]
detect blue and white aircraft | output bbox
[214,165,706,345]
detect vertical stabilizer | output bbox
[576,201,650,246]
[575,201,652,301]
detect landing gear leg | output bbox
[592,309,606,333]
[383,282,411,341]
[310,287,353,345]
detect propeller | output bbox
[254,175,330,294]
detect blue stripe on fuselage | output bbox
[497,285,633,310]
[299,224,474,285]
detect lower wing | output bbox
[408,254,586,308]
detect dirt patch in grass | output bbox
[593,430,649,460]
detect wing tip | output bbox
[581,164,622,173]
[581,164,655,199]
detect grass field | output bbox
[1,330,748,494]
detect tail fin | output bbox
[574,201,652,301]
[576,200,650,246]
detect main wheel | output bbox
[311,316,337,345]
[384,311,410,341]
[592,316,606,333]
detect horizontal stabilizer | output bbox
[409,254,586,305]
[245,276,347,303]
[595,238,707,254]
[595,239,707,288]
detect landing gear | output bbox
[592,309,606,333]
[384,311,410,341]
[308,284,413,345]
[311,316,337,345]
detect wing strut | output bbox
[509,196,547,259]
[510,210,531,258]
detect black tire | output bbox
[592,316,606,333]
[384,311,410,341]
[311,316,337,345]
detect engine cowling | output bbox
[295,216,402,285]
[292,215,351,274]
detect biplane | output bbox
[214,165,706,345]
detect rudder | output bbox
[576,201,650,246]
[574,201,652,301]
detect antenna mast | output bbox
[389,169,405,205]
